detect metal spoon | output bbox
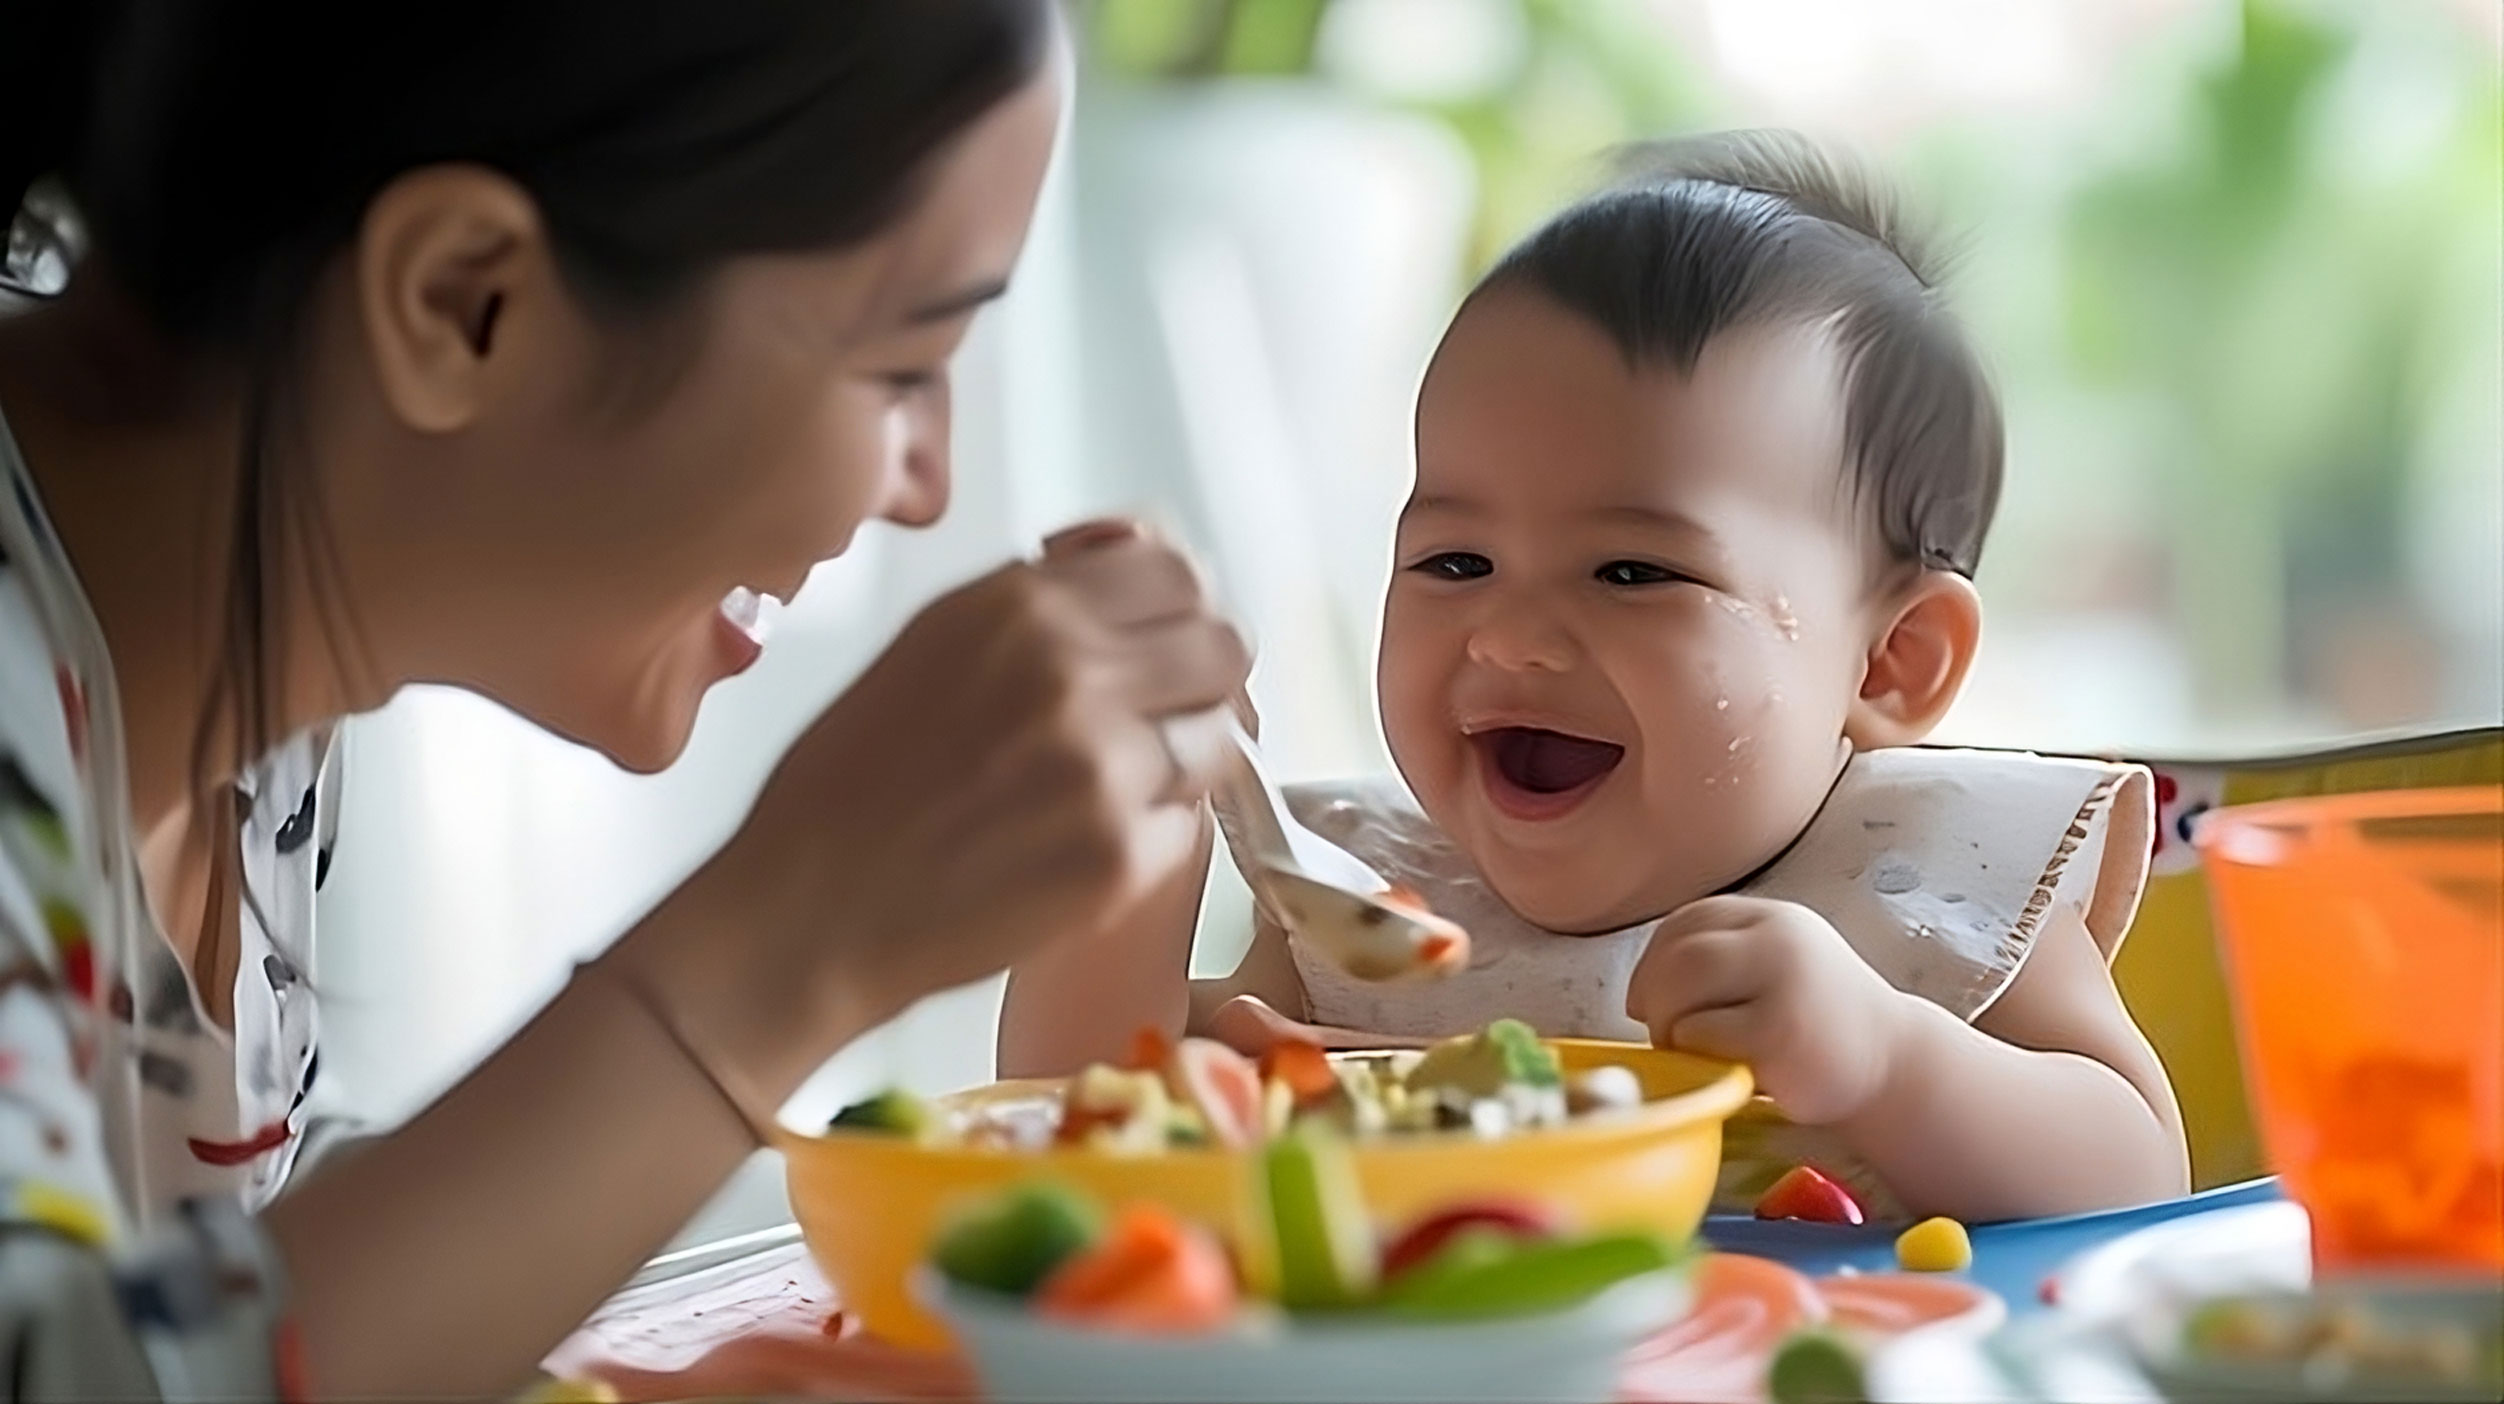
[1206,717,1469,982]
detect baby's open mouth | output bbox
[1475,726,1625,796]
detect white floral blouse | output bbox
[0,405,331,1398]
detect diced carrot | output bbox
[1259,1040,1337,1104]
[1034,1206,1237,1333]
[1417,934,1457,964]
[1126,1027,1173,1073]
[1378,884,1430,915]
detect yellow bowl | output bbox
[779,1040,1752,1350]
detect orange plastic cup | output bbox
[2196,786,2504,1275]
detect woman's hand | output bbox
[616,520,1251,1108]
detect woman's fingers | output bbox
[1114,614,1251,720]
[1038,522,1208,629]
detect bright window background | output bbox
[312,0,2502,1245]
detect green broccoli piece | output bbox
[932,1183,1104,1296]
[1769,1329,1868,1404]
[827,1089,930,1137]
[1484,1018,1562,1088]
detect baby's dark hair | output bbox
[1480,130,2003,578]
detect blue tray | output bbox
[1699,1178,2283,1313]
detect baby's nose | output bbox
[1465,608,1578,673]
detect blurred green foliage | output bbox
[1074,0,2501,735]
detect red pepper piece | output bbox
[1754,1166,1866,1226]
[1381,1199,1564,1280]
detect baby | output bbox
[1003,133,2188,1223]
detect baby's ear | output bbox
[1844,570,1982,749]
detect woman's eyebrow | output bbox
[906,277,1010,325]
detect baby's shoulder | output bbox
[1749,745,2156,1015]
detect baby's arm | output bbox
[1629,896,2187,1222]
[1837,903,2188,1220]
[997,819,1213,1077]
[1001,839,1413,1075]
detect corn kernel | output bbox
[1895,1216,1972,1272]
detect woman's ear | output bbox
[354,166,544,434]
[1845,570,1983,750]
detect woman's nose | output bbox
[881,380,954,529]
[1465,601,1577,673]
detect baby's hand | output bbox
[1625,896,1911,1126]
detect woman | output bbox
[0,1,1244,1395]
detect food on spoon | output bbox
[1892,1217,1971,1273]
[1754,1166,1866,1226]
[931,1182,1105,1297]
[825,1089,932,1138]
[1380,1199,1564,1280]
[1250,1127,1379,1310]
[1275,877,1472,983]
[1381,1230,1683,1320]
[1033,1204,1239,1333]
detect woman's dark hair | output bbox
[1,0,1048,962]
[1481,130,2003,580]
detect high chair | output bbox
[2098,726,2504,1188]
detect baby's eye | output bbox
[1595,559,1684,587]
[1411,551,1493,582]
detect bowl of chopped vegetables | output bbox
[917,1136,1695,1404]
[781,1020,1750,1349]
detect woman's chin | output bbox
[514,680,705,777]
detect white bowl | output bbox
[924,1267,1694,1404]
[2127,1278,2504,1403]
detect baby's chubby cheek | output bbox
[1620,605,1853,900]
